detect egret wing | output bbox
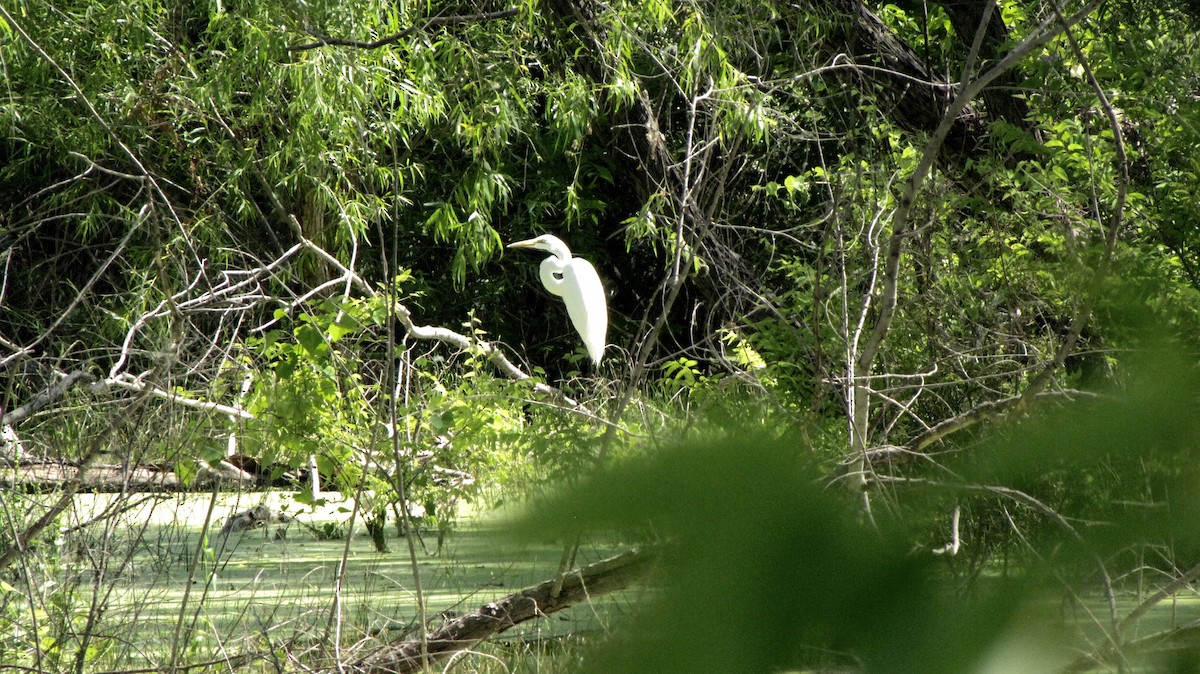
[559,258,608,364]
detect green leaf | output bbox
[198,441,227,465]
[783,174,805,196]
[175,461,198,487]
[295,324,326,357]
[327,311,361,342]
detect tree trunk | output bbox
[826,0,984,152]
[935,0,1035,132]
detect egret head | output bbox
[507,234,572,259]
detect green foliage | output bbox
[241,298,378,477]
[7,0,1200,668]
[516,347,1200,672]
[515,435,1033,674]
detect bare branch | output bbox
[844,0,1104,505]
[289,8,520,52]
[97,374,255,421]
[909,389,1097,454]
[1,370,96,426]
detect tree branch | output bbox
[846,0,1103,494]
[98,374,256,421]
[909,389,1097,454]
[1,370,96,426]
[861,0,1102,375]
[848,389,1100,471]
[1019,1,1128,405]
[289,8,520,52]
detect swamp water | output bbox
[23,491,638,667]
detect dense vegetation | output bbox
[3,0,1200,671]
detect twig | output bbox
[1116,559,1200,638]
[1065,622,1200,673]
[289,8,519,52]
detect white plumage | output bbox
[508,234,608,365]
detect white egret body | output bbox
[508,234,608,364]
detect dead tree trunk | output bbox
[353,547,658,674]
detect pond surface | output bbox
[43,491,1200,672]
[45,491,640,667]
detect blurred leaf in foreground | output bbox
[513,345,1200,673]
[514,435,1058,674]
[960,346,1200,563]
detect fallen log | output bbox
[0,462,182,492]
[353,546,658,674]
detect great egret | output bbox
[508,234,608,365]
